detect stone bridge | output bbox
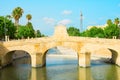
[0,25,120,68]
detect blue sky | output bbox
[0,0,120,35]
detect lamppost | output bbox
[4,16,8,41]
[4,16,6,41]
[35,30,37,38]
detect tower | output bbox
[80,11,83,32]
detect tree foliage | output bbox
[0,16,5,39]
[57,18,120,38]
[36,30,41,37]
[67,27,80,36]
[107,19,113,26]
[103,18,119,38]
[0,16,16,40]
[84,26,105,38]
[26,14,32,22]
[81,18,120,39]
[104,24,119,38]
[114,18,119,25]
[16,22,35,39]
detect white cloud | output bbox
[62,10,72,15]
[57,19,71,25]
[43,17,55,25]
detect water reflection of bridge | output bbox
[1,25,120,68]
[2,64,119,80]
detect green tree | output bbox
[80,30,88,37]
[107,19,113,26]
[5,17,16,39]
[36,30,41,37]
[17,22,35,39]
[26,22,35,38]
[114,18,119,25]
[16,25,26,38]
[82,26,105,38]
[0,16,16,40]
[26,14,32,23]
[104,24,119,38]
[12,7,24,26]
[67,27,80,36]
[0,16,5,40]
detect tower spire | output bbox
[80,11,83,32]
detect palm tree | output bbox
[26,14,32,23]
[12,7,24,26]
[114,18,119,25]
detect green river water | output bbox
[0,55,120,80]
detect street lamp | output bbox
[35,30,37,38]
[4,16,7,41]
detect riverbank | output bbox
[47,54,111,63]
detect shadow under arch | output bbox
[42,46,78,67]
[2,50,31,67]
[108,49,118,64]
[89,46,118,63]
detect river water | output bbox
[0,50,120,80]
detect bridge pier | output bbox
[31,53,45,68]
[78,52,91,67]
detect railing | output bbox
[2,36,120,46]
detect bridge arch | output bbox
[42,46,78,66]
[1,50,31,67]
[81,45,118,65]
[92,47,118,64]
[81,44,119,65]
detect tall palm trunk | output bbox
[15,19,19,26]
